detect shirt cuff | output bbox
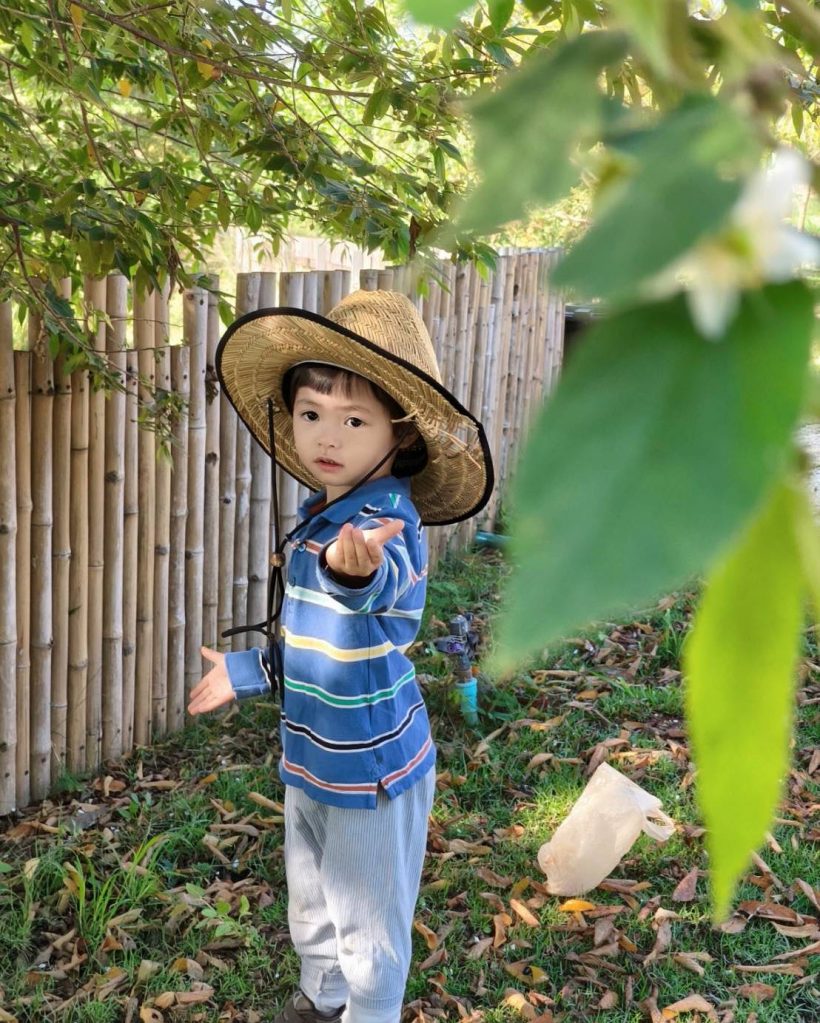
[224,649,271,701]
[318,548,388,608]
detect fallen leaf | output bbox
[794,879,820,912]
[475,866,512,888]
[446,838,492,855]
[510,899,540,927]
[413,920,439,951]
[558,899,595,913]
[526,753,554,772]
[418,947,447,971]
[737,900,804,924]
[502,989,538,1020]
[598,990,618,1009]
[466,936,493,960]
[505,960,549,986]
[735,962,804,976]
[644,917,673,965]
[494,912,512,947]
[735,983,776,1001]
[771,921,820,939]
[671,867,699,903]
[772,937,820,960]
[660,993,718,1020]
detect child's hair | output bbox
[283,363,428,478]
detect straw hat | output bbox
[216,289,494,525]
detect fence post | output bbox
[184,285,208,700]
[0,302,17,812]
[202,276,222,651]
[86,276,107,770]
[51,280,72,780]
[29,307,53,801]
[151,281,172,740]
[102,274,128,761]
[168,341,190,733]
[134,287,156,748]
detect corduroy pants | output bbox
[283,767,436,1023]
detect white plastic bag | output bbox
[537,762,675,895]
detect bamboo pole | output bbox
[168,343,189,733]
[134,287,156,747]
[102,274,127,762]
[231,273,261,652]
[29,309,54,801]
[14,325,31,807]
[487,255,516,529]
[277,273,306,540]
[0,301,17,813]
[122,335,139,753]
[248,273,274,635]
[202,276,222,651]
[184,285,208,699]
[359,269,379,291]
[322,269,345,312]
[217,277,238,654]
[151,281,171,740]
[86,276,107,771]
[50,279,72,781]
[67,307,88,775]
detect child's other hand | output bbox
[188,646,236,715]
[325,519,404,578]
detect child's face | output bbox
[291,378,399,501]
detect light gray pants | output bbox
[284,767,436,1023]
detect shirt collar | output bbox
[299,475,410,524]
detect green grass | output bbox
[0,549,817,1022]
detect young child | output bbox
[188,290,493,1023]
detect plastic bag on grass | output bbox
[537,762,675,895]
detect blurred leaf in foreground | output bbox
[493,281,814,673]
[684,478,804,921]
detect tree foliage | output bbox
[405,0,818,920]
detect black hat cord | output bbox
[221,399,412,701]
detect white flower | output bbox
[689,0,727,20]
[649,148,819,339]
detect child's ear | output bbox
[397,426,420,449]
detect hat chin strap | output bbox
[220,400,412,702]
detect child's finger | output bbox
[364,520,404,547]
[201,646,222,664]
[346,526,377,573]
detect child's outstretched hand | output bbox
[325,519,404,579]
[188,646,236,716]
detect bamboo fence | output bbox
[0,248,564,811]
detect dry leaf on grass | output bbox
[735,983,776,1001]
[510,899,540,926]
[475,866,512,888]
[558,899,595,913]
[671,867,699,902]
[413,920,439,951]
[660,993,718,1020]
[505,961,549,986]
[466,936,493,960]
[494,912,513,947]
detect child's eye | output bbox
[300,410,319,421]
[346,416,365,428]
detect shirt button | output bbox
[297,542,306,552]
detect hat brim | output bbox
[216,306,494,525]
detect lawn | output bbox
[0,548,817,1023]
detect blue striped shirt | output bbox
[224,475,435,809]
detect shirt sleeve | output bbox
[224,645,274,701]
[317,505,423,614]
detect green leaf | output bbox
[489,0,516,33]
[454,31,628,235]
[684,477,803,921]
[552,100,758,301]
[405,0,470,30]
[493,282,813,672]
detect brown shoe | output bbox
[273,991,344,1023]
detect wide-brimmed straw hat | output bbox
[216,289,494,525]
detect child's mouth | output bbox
[315,458,342,470]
